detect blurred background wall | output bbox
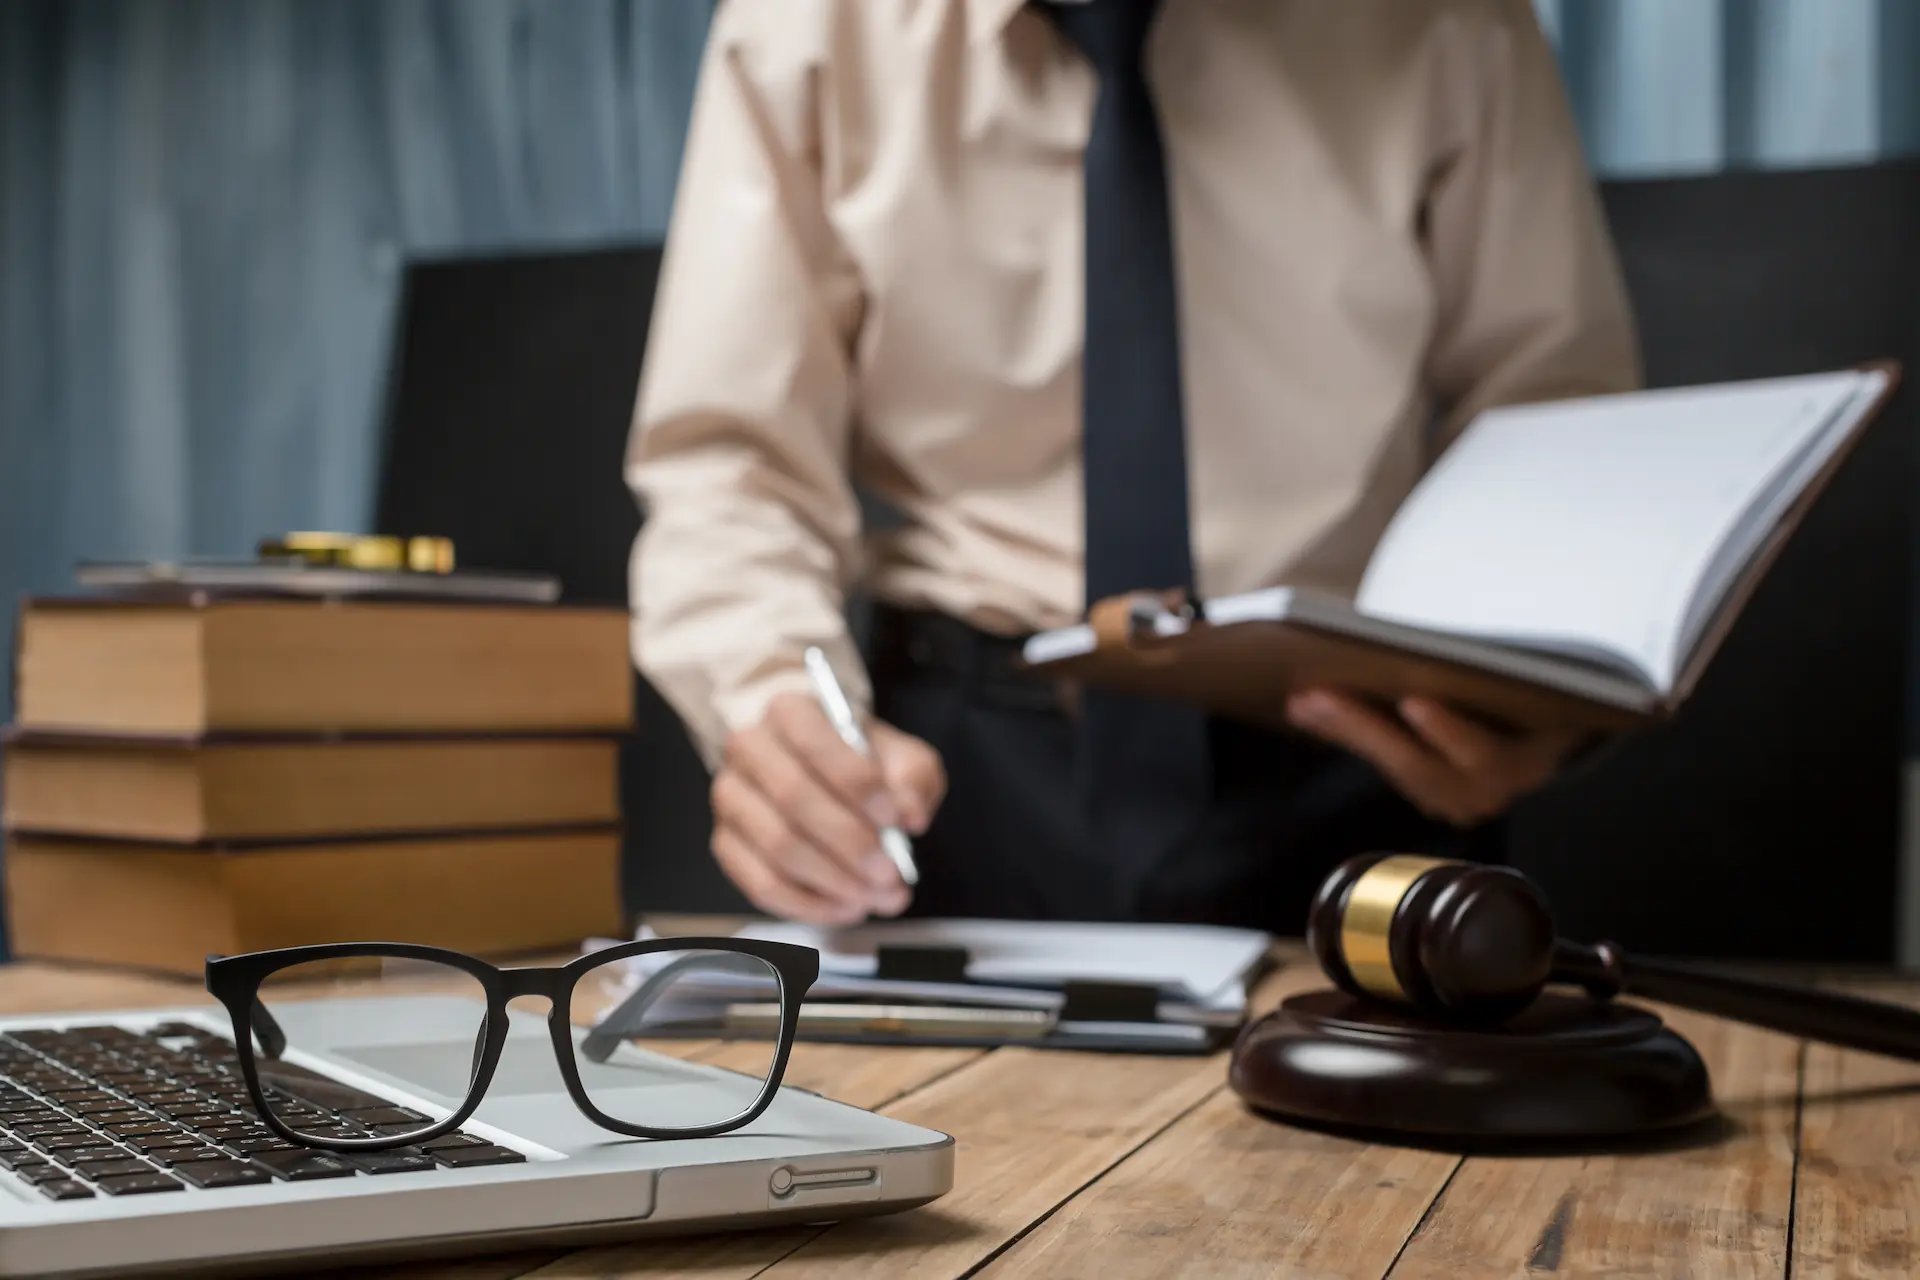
[0,0,713,699]
[5,0,1919,673]
[5,0,1920,723]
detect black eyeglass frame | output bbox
[203,938,819,1153]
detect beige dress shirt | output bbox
[627,0,1642,766]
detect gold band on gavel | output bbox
[258,533,455,574]
[1338,854,1455,1001]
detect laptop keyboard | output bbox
[0,1022,524,1201]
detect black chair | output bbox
[373,244,734,918]
[1510,161,1920,961]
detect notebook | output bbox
[1021,363,1901,732]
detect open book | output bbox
[1021,364,1900,732]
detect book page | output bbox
[1354,370,1881,694]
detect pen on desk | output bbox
[803,645,920,887]
[724,1001,1051,1039]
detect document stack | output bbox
[2,542,632,974]
[595,918,1272,1055]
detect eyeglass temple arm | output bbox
[205,955,289,1059]
[248,1000,288,1059]
[580,952,770,1064]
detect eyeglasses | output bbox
[203,938,819,1153]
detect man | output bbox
[627,0,1639,931]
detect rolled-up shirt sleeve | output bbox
[1421,0,1643,442]
[626,0,867,768]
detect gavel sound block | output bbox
[1230,853,1710,1143]
[1234,853,1920,1143]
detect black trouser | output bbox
[867,605,1502,935]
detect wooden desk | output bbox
[3,945,1916,1279]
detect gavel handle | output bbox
[1554,941,1920,1063]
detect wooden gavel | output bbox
[1308,853,1920,1061]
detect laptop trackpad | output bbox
[338,1037,715,1103]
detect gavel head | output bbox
[1306,854,1556,1023]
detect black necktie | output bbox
[1043,0,1211,909]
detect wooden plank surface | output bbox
[732,958,1301,1279]
[496,1040,992,1280]
[1792,985,1920,1279]
[1387,1006,1802,1280]
[981,1085,1458,1280]
[318,1253,560,1280]
[0,960,205,1015]
[10,949,1915,1280]
[751,1045,1225,1279]
[977,959,1458,1280]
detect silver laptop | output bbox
[0,996,953,1279]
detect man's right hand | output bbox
[711,692,947,926]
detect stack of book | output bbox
[3,591,633,974]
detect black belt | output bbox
[866,604,1067,714]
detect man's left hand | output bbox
[1286,690,1584,827]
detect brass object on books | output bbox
[258,532,456,574]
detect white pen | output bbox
[803,645,920,887]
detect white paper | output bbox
[587,921,1257,1029]
[1353,369,1883,693]
[730,917,1268,1003]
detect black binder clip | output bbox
[874,945,971,984]
[1058,980,1161,1023]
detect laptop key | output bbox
[15,1123,87,1138]
[344,1152,436,1175]
[180,1114,249,1132]
[71,1158,155,1179]
[35,1179,94,1200]
[120,1083,179,1098]
[431,1145,526,1169]
[248,1151,355,1181]
[125,1135,201,1153]
[173,1160,274,1189]
[36,1134,110,1152]
[101,1121,179,1138]
[150,1147,233,1168]
[364,1123,432,1140]
[341,1106,429,1127]
[418,1132,487,1151]
[60,1146,129,1164]
[11,1166,72,1189]
[225,1137,298,1155]
[94,1172,184,1196]
[188,1119,258,1136]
